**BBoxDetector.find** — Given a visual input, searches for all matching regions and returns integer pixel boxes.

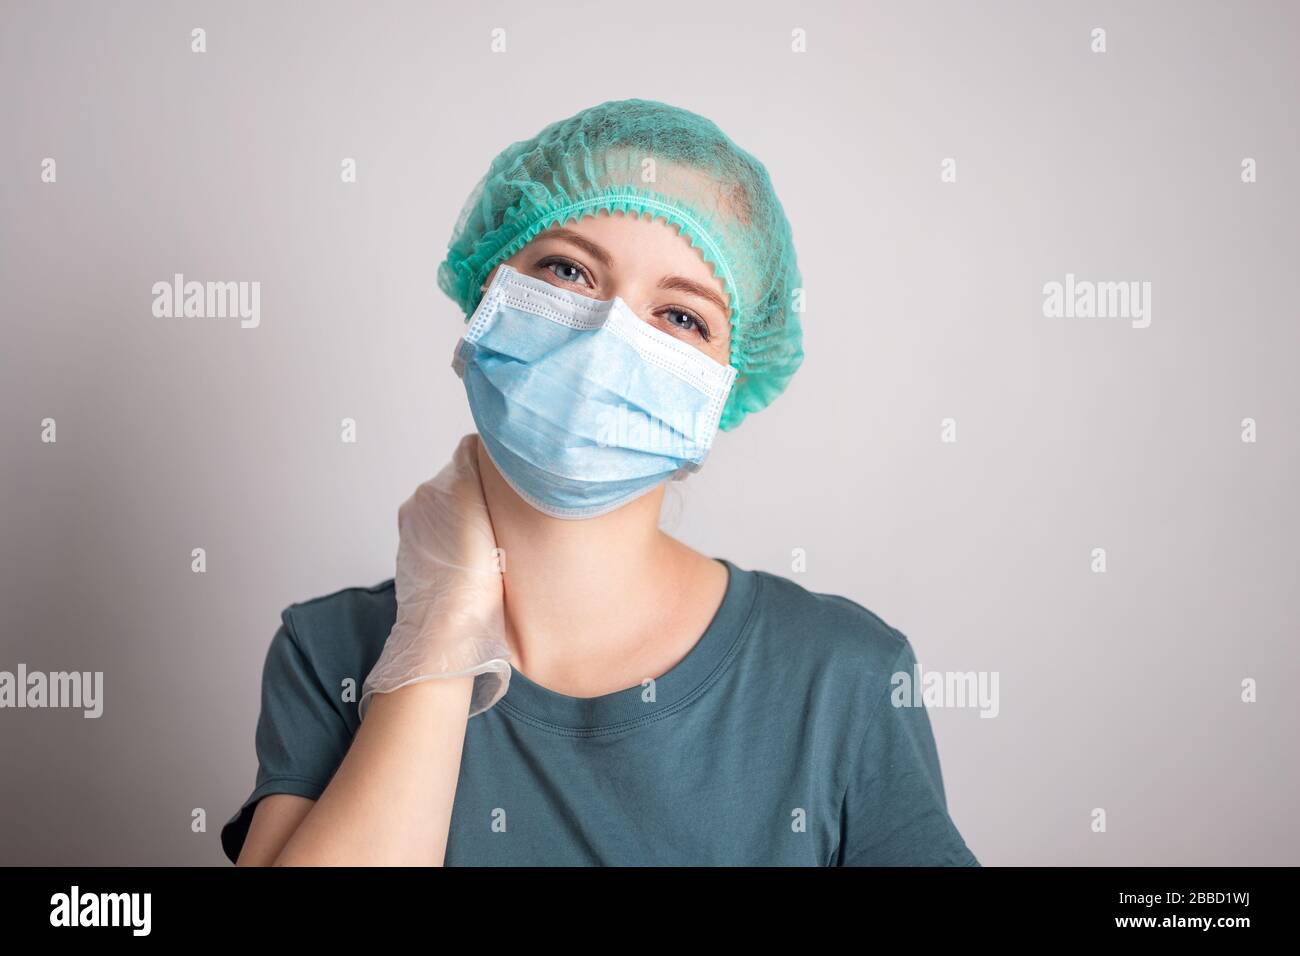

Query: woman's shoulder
[272,578,397,677]
[283,577,396,621]
[737,562,914,672]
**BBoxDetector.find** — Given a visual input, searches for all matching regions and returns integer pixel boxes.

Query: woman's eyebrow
[540,228,727,314]
[542,229,614,269]
[658,274,728,314]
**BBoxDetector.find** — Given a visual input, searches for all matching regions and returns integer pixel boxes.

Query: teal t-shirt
[221,559,979,866]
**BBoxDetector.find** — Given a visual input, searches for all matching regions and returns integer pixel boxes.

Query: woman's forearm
[271,676,474,866]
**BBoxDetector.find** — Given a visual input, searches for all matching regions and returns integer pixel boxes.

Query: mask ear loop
[659,479,687,533]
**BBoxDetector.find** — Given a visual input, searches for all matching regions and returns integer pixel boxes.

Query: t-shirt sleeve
[837,638,980,867]
[220,611,354,863]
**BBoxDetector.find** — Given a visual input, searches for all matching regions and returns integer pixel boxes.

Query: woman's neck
[474,438,726,698]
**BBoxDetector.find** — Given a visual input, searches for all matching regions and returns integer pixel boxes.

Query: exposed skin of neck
[475,437,729,700]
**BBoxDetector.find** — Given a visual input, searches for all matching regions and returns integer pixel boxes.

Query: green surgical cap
[437,98,804,431]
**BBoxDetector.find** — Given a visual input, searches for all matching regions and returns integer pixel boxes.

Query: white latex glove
[359,433,512,721]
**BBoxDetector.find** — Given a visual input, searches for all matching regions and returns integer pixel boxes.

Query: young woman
[221,99,979,867]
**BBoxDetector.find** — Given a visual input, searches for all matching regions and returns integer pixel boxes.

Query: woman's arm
[235,435,507,866]
[237,675,473,866]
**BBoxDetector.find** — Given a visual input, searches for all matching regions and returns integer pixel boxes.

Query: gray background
[1,0,1296,865]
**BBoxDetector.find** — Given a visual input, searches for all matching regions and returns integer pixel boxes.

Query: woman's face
[488,210,733,366]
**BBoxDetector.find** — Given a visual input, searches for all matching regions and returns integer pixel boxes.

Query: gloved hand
[359,433,513,721]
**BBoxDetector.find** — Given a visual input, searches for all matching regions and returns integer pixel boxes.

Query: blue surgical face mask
[451,264,738,520]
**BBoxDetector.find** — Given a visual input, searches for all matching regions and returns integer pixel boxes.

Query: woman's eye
[658,308,710,341]
[541,258,592,287]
